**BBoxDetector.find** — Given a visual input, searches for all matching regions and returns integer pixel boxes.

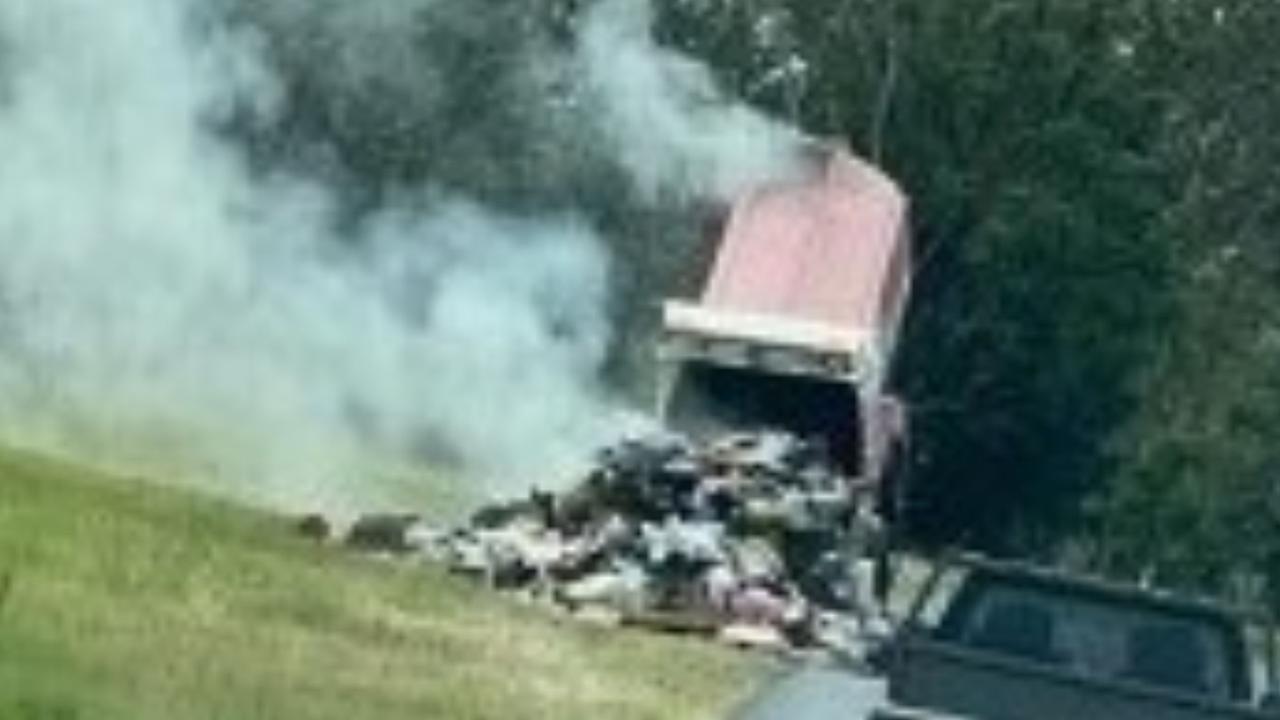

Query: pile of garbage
[323,431,891,657]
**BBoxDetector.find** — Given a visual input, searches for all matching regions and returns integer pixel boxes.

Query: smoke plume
[0,0,801,512]
[577,0,805,201]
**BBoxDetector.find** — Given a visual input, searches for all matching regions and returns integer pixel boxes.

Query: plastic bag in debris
[642,517,726,567]
[730,537,785,582]
[560,561,648,614]
[719,622,788,650]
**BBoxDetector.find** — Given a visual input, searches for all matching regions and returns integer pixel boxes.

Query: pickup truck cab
[874,555,1280,720]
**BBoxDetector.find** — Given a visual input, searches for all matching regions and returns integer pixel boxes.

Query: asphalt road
[733,662,885,720]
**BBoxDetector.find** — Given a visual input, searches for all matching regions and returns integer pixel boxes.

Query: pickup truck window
[934,578,1244,702]
[1124,621,1209,694]
[967,599,1062,666]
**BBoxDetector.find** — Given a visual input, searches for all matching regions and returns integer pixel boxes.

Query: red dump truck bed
[705,150,910,339]
[663,149,912,387]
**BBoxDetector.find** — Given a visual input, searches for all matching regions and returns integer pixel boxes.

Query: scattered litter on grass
[307,430,892,661]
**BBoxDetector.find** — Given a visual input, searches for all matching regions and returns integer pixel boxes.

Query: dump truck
[657,147,911,504]
[871,554,1280,720]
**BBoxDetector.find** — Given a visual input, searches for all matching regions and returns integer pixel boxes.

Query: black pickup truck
[872,555,1280,720]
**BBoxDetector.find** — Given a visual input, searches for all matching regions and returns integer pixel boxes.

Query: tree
[1090,0,1280,605]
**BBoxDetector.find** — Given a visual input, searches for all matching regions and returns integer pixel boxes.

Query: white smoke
[577,0,806,201]
[0,0,802,512]
[0,0,613,510]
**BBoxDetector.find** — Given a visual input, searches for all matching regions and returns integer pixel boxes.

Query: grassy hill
[0,449,760,720]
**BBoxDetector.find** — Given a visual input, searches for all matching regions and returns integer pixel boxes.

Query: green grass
[0,449,761,720]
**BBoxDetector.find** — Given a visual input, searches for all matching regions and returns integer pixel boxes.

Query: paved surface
[734,662,885,720]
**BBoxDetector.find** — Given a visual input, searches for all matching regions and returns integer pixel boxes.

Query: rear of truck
[873,556,1278,720]
[657,149,911,487]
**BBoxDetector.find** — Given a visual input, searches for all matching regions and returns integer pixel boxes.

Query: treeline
[657,0,1280,605]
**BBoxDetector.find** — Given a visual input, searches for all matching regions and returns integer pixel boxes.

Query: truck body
[657,148,911,489]
[873,555,1280,720]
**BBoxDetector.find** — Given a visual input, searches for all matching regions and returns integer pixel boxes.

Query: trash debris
[336,430,891,657]
[295,513,331,543]
[345,513,422,554]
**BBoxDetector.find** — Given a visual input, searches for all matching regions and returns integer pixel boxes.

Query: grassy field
[0,448,762,720]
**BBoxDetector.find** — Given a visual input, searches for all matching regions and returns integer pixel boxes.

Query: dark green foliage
[884,1,1176,553]
[1088,0,1280,605]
